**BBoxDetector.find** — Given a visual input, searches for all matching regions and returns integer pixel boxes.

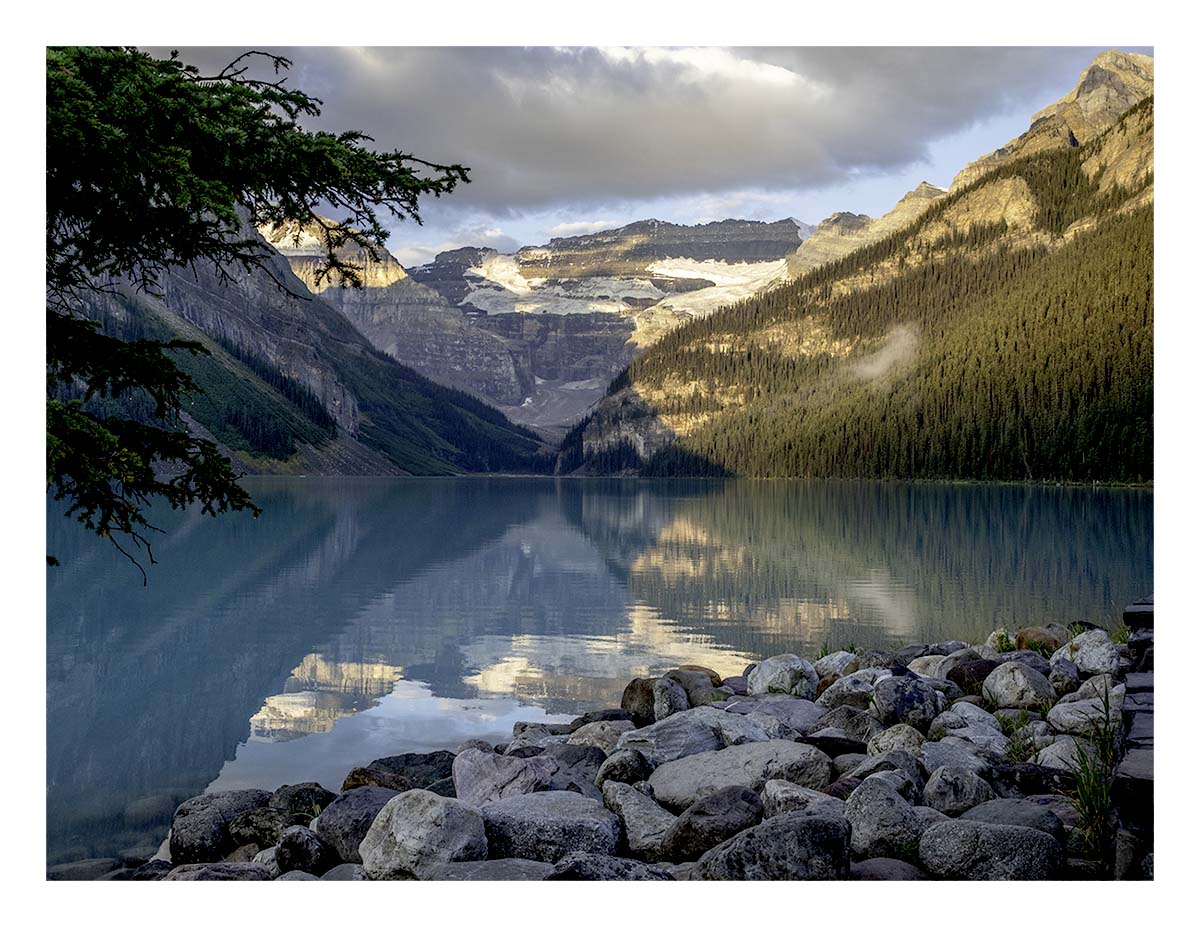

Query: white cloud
[546,219,620,237]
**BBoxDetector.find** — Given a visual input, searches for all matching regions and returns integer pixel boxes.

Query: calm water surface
[46,477,1152,862]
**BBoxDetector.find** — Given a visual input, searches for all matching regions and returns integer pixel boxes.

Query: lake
[46,477,1152,863]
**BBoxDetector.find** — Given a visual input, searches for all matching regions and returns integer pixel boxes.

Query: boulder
[761,779,845,818]
[721,675,749,696]
[451,748,556,806]
[678,665,724,687]
[1034,737,1092,771]
[480,791,619,863]
[310,786,402,863]
[567,709,636,732]
[1046,697,1121,736]
[724,695,825,735]
[341,766,411,792]
[918,820,1063,879]
[321,863,368,880]
[855,649,897,669]
[907,655,946,677]
[648,741,832,812]
[912,805,950,832]
[1048,658,1081,697]
[359,790,488,880]
[961,799,1067,844]
[276,825,339,875]
[168,789,272,865]
[1058,673,1122,704]
[228,806,290,849]
[814,705,884,743]
[849,857,927,880]
[1051,629,1119,677]
[863,769,922,803]
[928,640,971,656]
[832,752,869,777]
[422,858,555,880]
[567,720,635,754]
[748,654,819,699]
[872,676,939,732]
[130,859,174,881]
[270,782,336,821]
[933,648,983,680]
[845,778,922,862]
[615,706,768,766]
[661,786,764,861]
[919,740,995,780]
[690,810,851,880]
[545,852,674,880]
[922,766,996,816]
[896,643,931,662]
[594,748,652,788]
[621,677,659,726]
[815,669,883,711]
[813,651,859,680]
[996,649,1052,677]
[981,662,1056,710]
[845,750,927,796]
[867,724,926,757]
[601,780,677,861]
[352,751,456,791]
[162,862,272,880]
[653,676,691,720]
[252,846,280,878]
[277,870,320,880]
[946,659,1002,695]
[543,743,607,802]
[665,669,717,707]
[1017,625,1070,654]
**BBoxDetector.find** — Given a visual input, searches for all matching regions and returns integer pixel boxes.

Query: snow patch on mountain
[648,258,791,316]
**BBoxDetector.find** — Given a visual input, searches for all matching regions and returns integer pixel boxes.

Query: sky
[164,45,1152,266]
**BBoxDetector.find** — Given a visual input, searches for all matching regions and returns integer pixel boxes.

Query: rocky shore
[51,601,1154,882]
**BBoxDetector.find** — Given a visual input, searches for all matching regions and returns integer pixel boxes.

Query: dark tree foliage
[46,46,469,576]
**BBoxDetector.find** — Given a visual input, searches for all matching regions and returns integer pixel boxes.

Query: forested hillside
[561,98,1153,483]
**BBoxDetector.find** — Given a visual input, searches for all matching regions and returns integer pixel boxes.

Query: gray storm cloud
[157,46,1124,217]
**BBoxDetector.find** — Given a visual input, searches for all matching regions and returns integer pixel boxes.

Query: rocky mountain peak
[259,217,409,292]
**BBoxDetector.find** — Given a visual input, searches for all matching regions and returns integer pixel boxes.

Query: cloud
[161,46,1137,220]
[387,222,520,267]
[546,219,621,237]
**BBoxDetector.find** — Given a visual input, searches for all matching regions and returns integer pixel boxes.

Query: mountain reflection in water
[46,477,1151,863]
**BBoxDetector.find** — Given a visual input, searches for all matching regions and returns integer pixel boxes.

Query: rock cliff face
[951,50,1154,191]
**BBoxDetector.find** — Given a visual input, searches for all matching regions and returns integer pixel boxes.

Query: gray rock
[545,852,674,880]
[912,805,950,833]
[802,729,870,757]
[981,662,1056,710]
[918,820,1063,879]
[665,669,717,708]
[451,748,557,806]
[996,649,1052,677]
[480,791,620,863]
[814,705,885,743]
[621,677,659,727]
[724,695,825,735]
[162,862,272,881]
[228,806,290,849]
[454,739,498,755]
[1050,629,1120,677]
[933,648,983,680]
[928,640,971,656]
[422,858,555,880]
[761,779,845,818]
[602,780,677,861]
[321,863,368,880]
[919,740,995,780]
[1058,673,1123,704]
[845,751,927,797]
[816,669,885,711]
[310,786,402,863]
[691,810,851,880]
[946,659,1002,695]
[677,665,724,687]
[270,782,336,821]
[341,766,412,792]
[1046,697,1121,736]
[962,799,1067,844]
[653,676,691,720]
[922,766,997,816]
[542,743,607,801]
[872,676,940,732]
[130,859,174,881]
[594,748,652,788]
[360,789,488,880]
[1048,657,1081,697]
[276,824,339,875]
[169,789,272,865]
[1034,736,1092,771]
[615,706,767,766]
[863,769,922,803]
[845,778,922,861]
[661,786,763,861]
[849,857,927,880]
[648,741,832,812]
[721,676,748,696]
[867,724,926,757]
[907,655,947,677]
[748,654,819,699]
[568,709,636,732]
[277,870,320,880]
[832,752,869,777]
[356,751,456,790]
[252,846,280,878]
[567,720,635,754]
[813,651,859,680]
